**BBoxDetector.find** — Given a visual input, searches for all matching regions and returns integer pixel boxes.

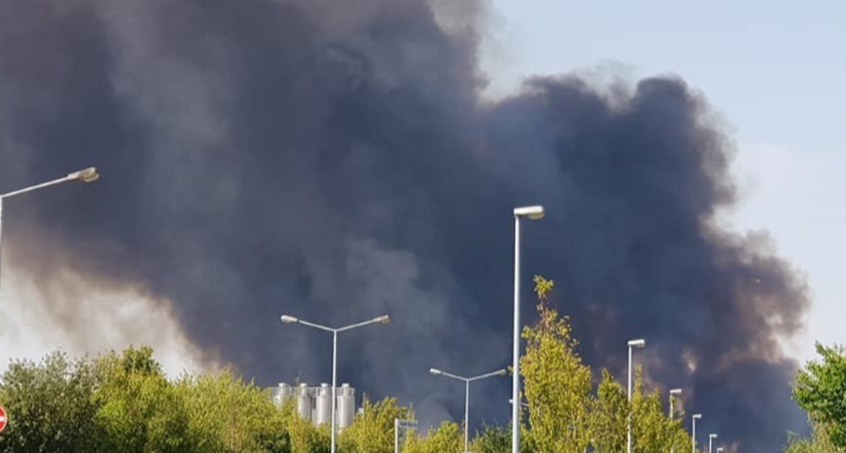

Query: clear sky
[481,0,846,364]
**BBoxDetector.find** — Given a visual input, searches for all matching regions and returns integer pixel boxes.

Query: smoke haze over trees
[0,0,810,451]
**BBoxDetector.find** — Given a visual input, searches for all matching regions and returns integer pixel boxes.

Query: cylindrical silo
[274,383,290,406]
[338,383,355,428]
[297,383,312,421]
[315,383,332,425]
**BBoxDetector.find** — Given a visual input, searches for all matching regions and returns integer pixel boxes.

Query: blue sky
[481,0,846,364]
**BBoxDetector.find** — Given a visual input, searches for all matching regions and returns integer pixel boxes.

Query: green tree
[630,368,673,453]
[521,275,592,453]
[794,343,846,449]
[470,424,510,453]
[92,346,193,453]
[339,396,412,453]
[283,402,329,453]
[176,369,289,453]
[0,352,100,453]
[404,421,462,453]
[783,422,840,453]
[590,369,627,453]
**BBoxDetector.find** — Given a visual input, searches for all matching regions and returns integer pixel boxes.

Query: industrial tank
[297,383,313,421]
[315,383,332,425]
[337,383,356,428]
[273,383,290,406]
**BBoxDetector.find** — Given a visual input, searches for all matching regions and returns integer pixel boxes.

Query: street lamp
[669,389,683,417]
[512,205,544,453]
[717,448,724,453]
[281,314,390,453]
[627,338,646,453]
[0,167,99,293]
[692,414,702,453]
[669,389,683,453]
[430,367,507,453]
[709,434,718,453]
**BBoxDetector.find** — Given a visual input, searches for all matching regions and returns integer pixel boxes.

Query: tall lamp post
[692,414,702,453]
[0,167,99,287]
[430,367,507,452]
[669,389,683,453]
[511,205,544,453]
[669,388,683,417]
[709,434,718,453]
[627,338,646,453]
[281,314,391,453]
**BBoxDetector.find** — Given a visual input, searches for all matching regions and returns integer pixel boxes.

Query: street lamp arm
[336,314,390,332]
[294,319,336,333]
[469,369,508,382]
[0,167,99,199]
[1,176,72,199]
[434,370,469,382]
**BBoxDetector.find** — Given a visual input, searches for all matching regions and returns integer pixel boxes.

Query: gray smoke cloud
[0,0,809,450]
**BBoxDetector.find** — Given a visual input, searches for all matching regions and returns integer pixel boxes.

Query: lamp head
[628,339,646,348]
[717,448,724,453]
[280,315,299,324]
[710,434,718,439]
[374,315,391,324]
[429,368,442,375]
[693,414,703,420]
[513,205,545,220]
[670,388,683,395]
[68,167,100,183]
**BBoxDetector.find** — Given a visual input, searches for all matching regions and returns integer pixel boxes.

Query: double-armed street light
[430,367,507,452]
[281,314,391,453]
[511,205,544,453]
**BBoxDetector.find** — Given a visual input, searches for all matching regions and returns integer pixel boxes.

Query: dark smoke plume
[0,0,809,450]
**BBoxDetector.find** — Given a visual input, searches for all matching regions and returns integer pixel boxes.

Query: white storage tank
[337,383,356,428]
[274,383,290,406]
[315,383,332,425]
[297,383,313,420]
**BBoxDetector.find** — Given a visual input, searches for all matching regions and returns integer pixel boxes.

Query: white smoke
[0,265,211,378]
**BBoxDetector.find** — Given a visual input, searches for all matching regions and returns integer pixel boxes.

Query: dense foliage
[785,343,846,452]
[16,276,834,452]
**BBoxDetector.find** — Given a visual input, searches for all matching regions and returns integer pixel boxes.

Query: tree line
[0,276,842,452]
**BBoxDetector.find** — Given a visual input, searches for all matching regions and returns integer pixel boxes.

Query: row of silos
[273,382,356,428]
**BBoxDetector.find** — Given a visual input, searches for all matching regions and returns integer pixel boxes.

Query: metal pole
[669,395,674,418]
[709,436,713,453]
[669,396,674,453]
[464,380,470,452]
[692,417,697,453]
[395,418,399,453]
[627,344,633,453]
[0,197,5,292]
[511,215,521,453]
[331,330,338,453]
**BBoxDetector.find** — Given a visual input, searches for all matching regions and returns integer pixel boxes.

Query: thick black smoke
[0,0,809,451]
